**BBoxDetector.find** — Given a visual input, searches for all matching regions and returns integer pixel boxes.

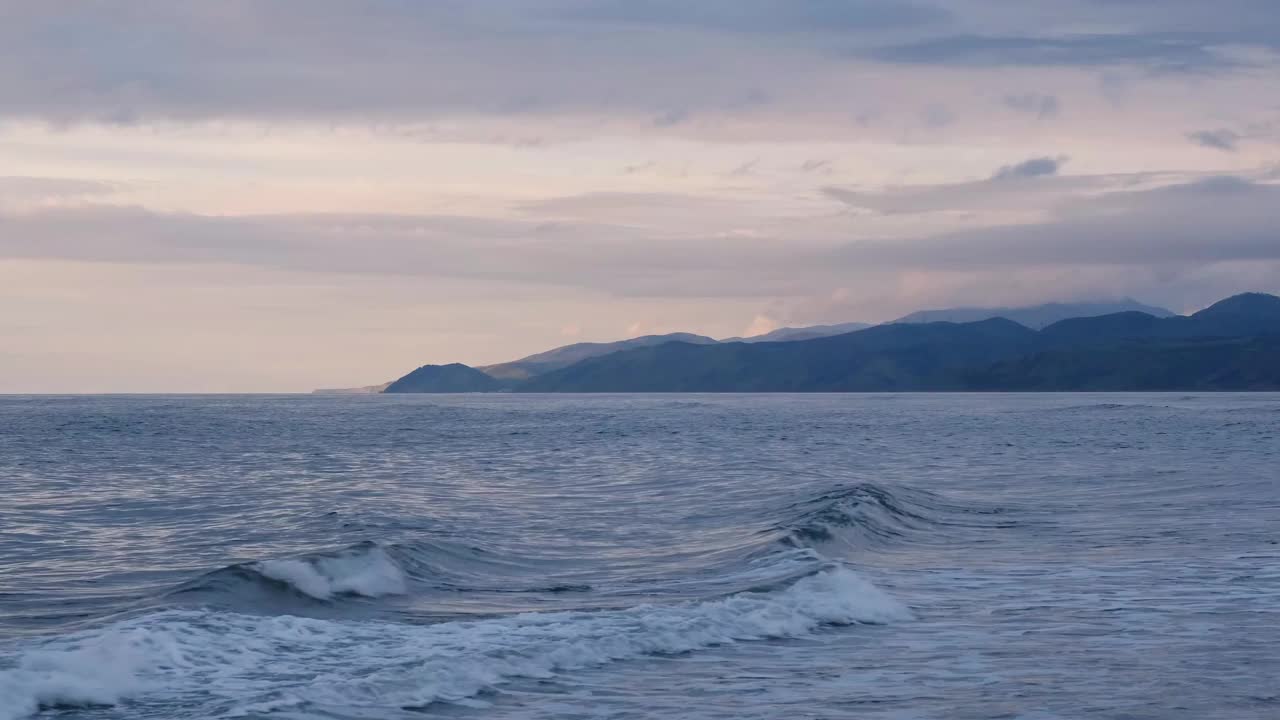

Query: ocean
[1,394,1277,719]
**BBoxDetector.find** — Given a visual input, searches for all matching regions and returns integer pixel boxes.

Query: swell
[0,481,1006,719]
[161,482,1002,613]
[0,567,909,720]
[167,538,593,610]
[767,482,1013,553]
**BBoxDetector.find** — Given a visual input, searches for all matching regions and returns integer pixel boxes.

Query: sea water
[1,394,1277,719]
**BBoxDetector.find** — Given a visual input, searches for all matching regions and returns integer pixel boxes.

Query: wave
[254,546,407,600]
[0,482,1011,718]
[774,483,937,548]
[163,482,994,616]
[0,567,909,720]
[769,482,1006,555]
[1044,402,1175,413]
[170,538,587,610]
[170,542,408,604]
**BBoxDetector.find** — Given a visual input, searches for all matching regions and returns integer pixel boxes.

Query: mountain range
[320,295,1280,393]
[479,333,719,381]
[892,299,1175,330]
[720,321,872,343]
[517,293,1280,392]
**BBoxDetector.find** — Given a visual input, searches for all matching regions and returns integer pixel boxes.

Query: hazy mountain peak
[725,321,872,343]
[480,332,718,380]
[1193,292,1280,319]
[384,364,504,393]
[312,382,391,395]
[893,299,1175,330]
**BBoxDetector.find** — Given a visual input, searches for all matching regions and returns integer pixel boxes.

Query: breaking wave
[0,568,907,719]
[165,543,409,608]
[0,481,1003,719]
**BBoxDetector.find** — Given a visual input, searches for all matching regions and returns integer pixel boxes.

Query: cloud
[920,103,955,128]
[653,108,691,127]
[622,161,657,175]
[5,176,1276,303]
[0,2,941,132]
[0,204,807,298]
[1187,128,1242,151]
[0,177,122,208]
[992,156,1067,180]
[822,157,1111,215]
[1003,92,1060,119]
[832,177,1280,269]
[743,314,778,337]
[519,192,762,228]
[0,0,1270,176]
[0,2,800,126]
[3,1,1272,133]
[564,0,952,33]
[865,33,1258,71]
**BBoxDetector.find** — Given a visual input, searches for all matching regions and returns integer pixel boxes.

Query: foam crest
[253,544,407,600]
[0,568,908,718]
[0,627,159,720]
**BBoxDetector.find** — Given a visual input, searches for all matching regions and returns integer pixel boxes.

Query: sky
[2,0,1280,392]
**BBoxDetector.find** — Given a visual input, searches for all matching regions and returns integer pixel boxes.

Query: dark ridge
[1039,311,1166,346]
[384,363,507,393]
[893,299,1176,329]
[480,333,719,381]
[966,336,1280,391]
[378,292,1280,393]
[1193,292,1280,319]
[519,318,1039,392]
[1187,292,1280,336]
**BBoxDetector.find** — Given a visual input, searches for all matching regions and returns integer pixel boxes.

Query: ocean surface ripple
[1,394,1278,719]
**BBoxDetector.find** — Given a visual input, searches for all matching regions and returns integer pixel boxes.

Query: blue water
[1,394,1277,719]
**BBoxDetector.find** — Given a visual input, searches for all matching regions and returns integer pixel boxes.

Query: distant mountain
[480,333,718,380]
[339,292,1280,394]
[515,293,1280,392]
[1186,292,1280,335]
[312,382,391,395]
[1036,311,1167,346]
[1040,293,1280,345]
[893,299,1175,330]
[967,336,1280,391]
[724,322,872,343]
[384,364,507,393]
[519,318,1040,392]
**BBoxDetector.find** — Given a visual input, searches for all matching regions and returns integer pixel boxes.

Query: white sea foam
[0,631,154,720]
[254,545,407,599]
[0,568,908,719]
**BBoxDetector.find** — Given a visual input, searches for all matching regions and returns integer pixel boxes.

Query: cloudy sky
[3,0,1279,392]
